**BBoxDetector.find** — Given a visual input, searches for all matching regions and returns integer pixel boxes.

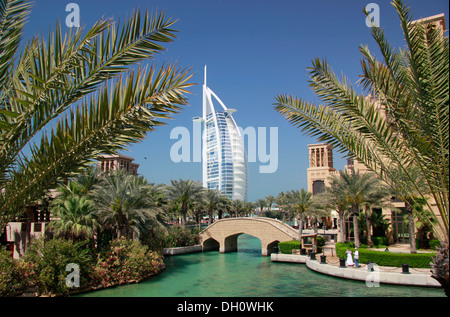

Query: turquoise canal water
[79,234,444,297]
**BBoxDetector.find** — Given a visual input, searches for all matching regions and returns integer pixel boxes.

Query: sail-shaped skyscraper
[194,66,247,201]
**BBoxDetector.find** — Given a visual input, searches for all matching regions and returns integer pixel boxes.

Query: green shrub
[93,237,165,288]
[278,240,301,254]
[23,238,95,296]
[372,236,388,246]
[429,240,441,250]
[163,226,200,248]
[335,242,435,268]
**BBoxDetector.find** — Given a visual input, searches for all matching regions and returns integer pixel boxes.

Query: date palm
[49,194,99,240]
[322,176,350,243]
[285,189,312,240]
[204,189,226,224]
[333,171,380,248]
[274,0,448,243]
[165,179,204,227]
[91,169,165,239]
[0,0,193,230]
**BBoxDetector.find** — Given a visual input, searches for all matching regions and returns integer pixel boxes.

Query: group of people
[345,248,359,267]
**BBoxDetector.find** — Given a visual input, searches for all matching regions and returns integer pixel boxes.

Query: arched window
[312,180,325,195]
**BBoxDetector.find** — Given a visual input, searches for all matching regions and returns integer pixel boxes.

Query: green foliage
[278,240,301,254]
[0,0,193,229]
[372,236,389,246]
[163,226,200,248]
[23,238,95,296]
[335,242,435,268]
[429,240,441,250]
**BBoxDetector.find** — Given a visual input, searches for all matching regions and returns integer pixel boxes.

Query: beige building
[97,154,140,176]
[306,143,339,195]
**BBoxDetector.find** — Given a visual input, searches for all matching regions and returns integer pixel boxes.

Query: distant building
[97,154,140,176]
[194,66,248,201]
[306,143,338,195]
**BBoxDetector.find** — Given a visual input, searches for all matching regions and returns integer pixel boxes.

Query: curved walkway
[271,244,441,288]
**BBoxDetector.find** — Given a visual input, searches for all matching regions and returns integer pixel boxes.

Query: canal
[79,234,444,297]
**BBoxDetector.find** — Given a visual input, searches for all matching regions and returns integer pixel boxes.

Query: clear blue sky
[23,0,449,202]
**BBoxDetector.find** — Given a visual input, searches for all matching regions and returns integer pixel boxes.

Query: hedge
[279,240,301,254]
[335,242,436,268]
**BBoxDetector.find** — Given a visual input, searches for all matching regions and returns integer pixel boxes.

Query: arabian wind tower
[193,66,248,201]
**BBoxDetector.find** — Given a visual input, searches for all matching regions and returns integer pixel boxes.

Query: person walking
[354,247,359,268]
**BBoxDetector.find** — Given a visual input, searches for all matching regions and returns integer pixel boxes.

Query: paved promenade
[271,243,441,288]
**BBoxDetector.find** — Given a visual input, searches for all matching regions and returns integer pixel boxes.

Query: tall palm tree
[388,165,430,253]
[275,191,293,222]
[323,175,350,243]
[274,0,448,243]
[304,193,331,233]
[336,171,380,248]
[285,189,312,240]
[243,201,255,217]
[91,169,163,239]
[204,189,224,224]
[0,0,193,230]
[255,199,267,215]
[265,195,275,211]
[230,199,244,217]
[165,179,204,227]
[362,186,391,247]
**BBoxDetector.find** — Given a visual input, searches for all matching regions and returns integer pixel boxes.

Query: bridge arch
[199,217,298,256]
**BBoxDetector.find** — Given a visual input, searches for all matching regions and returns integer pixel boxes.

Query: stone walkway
[320,243,433,274]
[272,243,440,287]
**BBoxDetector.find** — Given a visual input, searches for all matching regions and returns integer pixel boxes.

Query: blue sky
[23,0,449,202]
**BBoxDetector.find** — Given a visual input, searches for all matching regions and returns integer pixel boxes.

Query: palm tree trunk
[298,218,303,241]
[365,208,373,247]
[407,203,417,254]
[353,205,360,248]
[338,211,346,243]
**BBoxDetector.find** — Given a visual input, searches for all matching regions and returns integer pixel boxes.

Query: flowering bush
[22,238,95,296]
[0,247,32,296]
[93,237,165,288]
[163,226,200,248]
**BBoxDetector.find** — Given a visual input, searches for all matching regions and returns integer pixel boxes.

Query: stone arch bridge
[199,217,298,256]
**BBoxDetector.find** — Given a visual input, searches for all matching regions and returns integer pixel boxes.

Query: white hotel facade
[193,66,247,201]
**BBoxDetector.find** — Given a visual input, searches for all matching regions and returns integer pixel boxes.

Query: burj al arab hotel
[193,66,247,201]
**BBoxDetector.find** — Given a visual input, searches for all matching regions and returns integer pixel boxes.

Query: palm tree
[274,0,448,243]
[49,194,99,240]
[275,191,292,222]
[336,171,380,248]
[361,184,391,247]
[230,199,244,217]
[265,195,275,211]
[243,201,255,217]
[305,194,331,233]
[165,179,204,227]
[204,189,226,224]
[0,0,193,230]
[255,199,267,215]
[388,166,430,253]
[92,169,163,239]
[285,189,312,240]
[323,175,350,243]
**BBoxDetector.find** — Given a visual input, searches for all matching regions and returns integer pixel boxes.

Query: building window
[312,180,325,195]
